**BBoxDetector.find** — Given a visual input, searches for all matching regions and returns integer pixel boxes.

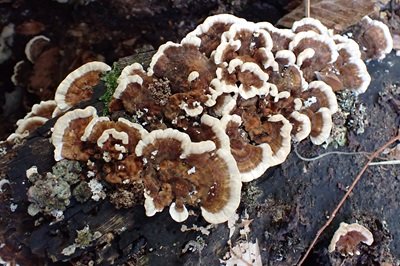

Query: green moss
[100,62,122,115]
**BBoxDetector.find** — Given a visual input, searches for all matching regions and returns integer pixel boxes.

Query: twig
[295,145,400,165]
[294,145,370,161]
[305,0,311,18]
[297,132,400,265]
[369,159,400,166]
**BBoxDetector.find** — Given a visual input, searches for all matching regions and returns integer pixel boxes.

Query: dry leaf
[277,0,377,32]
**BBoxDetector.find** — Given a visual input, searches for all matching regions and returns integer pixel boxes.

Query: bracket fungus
[354,16,394,61]
[24,35,51,63]
[44,14,392,223]
[135,128,241,223]
[328,222,374,256]
[7,100,57,142]
[55,61,111,111]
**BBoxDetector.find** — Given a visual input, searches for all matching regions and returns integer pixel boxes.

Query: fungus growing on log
[328,222,374,256]
[7,100,57,142]
[55,61,111,111]
[41,14,393,223]
[135,128,241,223]
[52,106,98,161]
[24,35,51,63]
[292,17,330,35]
[354,16,393,61]
[52,107,147,184]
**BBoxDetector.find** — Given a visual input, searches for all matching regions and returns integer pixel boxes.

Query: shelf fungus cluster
[7,100,58,142]
[47,14,392,223]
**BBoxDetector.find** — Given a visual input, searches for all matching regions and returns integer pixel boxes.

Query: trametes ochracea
[23,14,392,223]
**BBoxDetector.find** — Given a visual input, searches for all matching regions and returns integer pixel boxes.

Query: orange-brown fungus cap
[135,128,241,223]
[258,22,294,53]
[213,22,274,69]
[110,75,161,117]
[289,31,338,81]
[81,117,146,161]
[182,14,246,56]
[355,16,393,60]
[103,154,143,184]
[55,61,111,111]
[149,42,216,94]
[222,115,267,182]
[52,106,98,161]
[302,107,332,145]
[300,81,338,113]
[291,17,329,35]
[24,35,50,63]
[7,100,57,142]
[329,222,374,256]
[316,36,372,94]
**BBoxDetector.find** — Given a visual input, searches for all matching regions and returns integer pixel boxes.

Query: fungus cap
[309,107,333,145]
[113,75,143,99]
[182,14,247,56]
[328,222,374,255]
[11,60,31,87]
[289,111,312,142]
[117,63,145,83]
[55,61,111,111]
[303,81,338,113]
[221,115,277,182]
[7,116,48,142]
[22,100,57,120]
[200,148,241,224]
[24,35,50,63]
[292,17,330,35]
[169,203,189,223]
[359,16,393,60]
[135,128,241,224]
[257,22,295,52]
[51,106,98,161]
[289,31,338,61]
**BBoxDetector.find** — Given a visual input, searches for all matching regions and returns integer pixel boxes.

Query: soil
[0,1,399,266]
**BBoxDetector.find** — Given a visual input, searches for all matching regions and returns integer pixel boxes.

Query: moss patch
[100,63,123,115]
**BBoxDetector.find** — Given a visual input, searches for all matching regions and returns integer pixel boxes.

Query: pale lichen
[52,160,82,185]
[182,236,206,254]
[27,172,71,217]
[240,182,263,212]
[72,181,92,203]
[325,111,348,148]
[88,179,106,201]
[62,225,102,256]
[26,160,84,217]
[336,90,368,135]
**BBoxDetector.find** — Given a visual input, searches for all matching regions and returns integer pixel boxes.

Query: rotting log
[1,51,400,266]
[0,50,233,265]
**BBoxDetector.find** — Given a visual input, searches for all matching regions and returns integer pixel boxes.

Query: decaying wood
[277,0,377,32]
[0,40,399,266]
[0,52,161,265]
